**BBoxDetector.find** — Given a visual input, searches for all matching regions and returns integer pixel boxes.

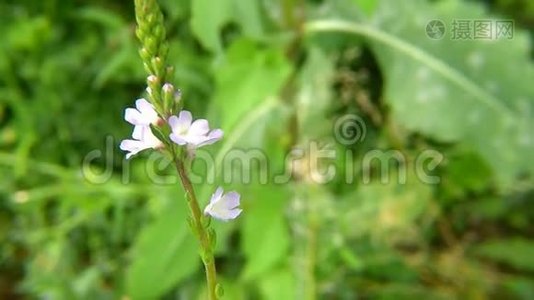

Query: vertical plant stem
[174,158,218,300]
[282,0,296,29]
[305,218,318,300]
[280,0,319,298]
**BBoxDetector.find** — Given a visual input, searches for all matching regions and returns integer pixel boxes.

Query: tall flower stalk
[122,1,242,298]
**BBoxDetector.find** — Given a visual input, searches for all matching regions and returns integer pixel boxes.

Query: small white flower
[124,98,159,126]
[168,110,223,148]
[120,125,162,159]
[204,187,242,221]
[121,99,162,159]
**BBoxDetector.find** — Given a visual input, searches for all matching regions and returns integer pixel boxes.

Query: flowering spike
[134,0,171,112]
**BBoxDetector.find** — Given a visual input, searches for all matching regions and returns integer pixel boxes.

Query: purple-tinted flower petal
[119,139,137,151]
[169,112,193,137]
[183,134,210,147]
[224,208,242,220]
[208,129,224,140]
[169,132,187,145]
[204,188,242,221]
[211,187,224,204]
[177,110,193,128]
[120,125,162,159]
[124,98,158,126]
[120,139,146,159]
[168,110,223,149]
[143,127,162,148]
[196,129,223,147]
[189,119,209,136]
[221,192,240,209]
[135,98,153,114]
[132,125,143,140]
[124,108,143,125]
[168,115,179,129]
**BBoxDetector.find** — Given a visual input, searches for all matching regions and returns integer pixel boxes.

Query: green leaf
[126,192,199,299]
[75,6,126,30]
[190,0,264,52]
[475,238,534,272]
[213,39,292,131]
[306,0,534,188]
[353,0,379,17]
[441,150,493,199]
[233,0,263,38]
[258,268,295,300]
[197,96,282,203]
[296,46,335,138]
[190,0,232,52]
[242,185,290,279]
[341,168,433,242]
[502,276,534,300]
[213,277,247,300]
[367,0,534,187]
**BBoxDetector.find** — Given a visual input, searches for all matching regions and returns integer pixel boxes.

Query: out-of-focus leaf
[190,0,264,52]
[126,192,198,299]
[502,276,534,300]
[242,185,290,279]
[94,45,138,88]
[353,0,379,17]
[75,7,126,30]
[368,283,450,300]
[367,0,534,187]
[339,246,364,271]
[342,168,433,243]
[475,238,534,272]
[160,0,190,22]
[258,268,295,300]
[72,267,100,298]
[441,150,493,199]
[5,16,51,51]
[296,46,335,138]
[214,277,247,300]
[233,0,263,38]
[191,0,232,52]
[213,39,292,131]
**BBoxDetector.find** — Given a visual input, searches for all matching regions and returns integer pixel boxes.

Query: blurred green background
[1,0,533,299]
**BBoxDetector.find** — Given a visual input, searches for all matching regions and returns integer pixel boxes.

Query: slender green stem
[133,0,218,297]
[305,218,318,300]
[174,158,218,300]
[282,0,296,29]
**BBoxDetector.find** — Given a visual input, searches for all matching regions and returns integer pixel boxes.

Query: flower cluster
[119,98,223,158]
[119,92,241,221]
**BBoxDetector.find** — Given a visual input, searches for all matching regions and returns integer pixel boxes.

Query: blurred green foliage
[1,0,533,299]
